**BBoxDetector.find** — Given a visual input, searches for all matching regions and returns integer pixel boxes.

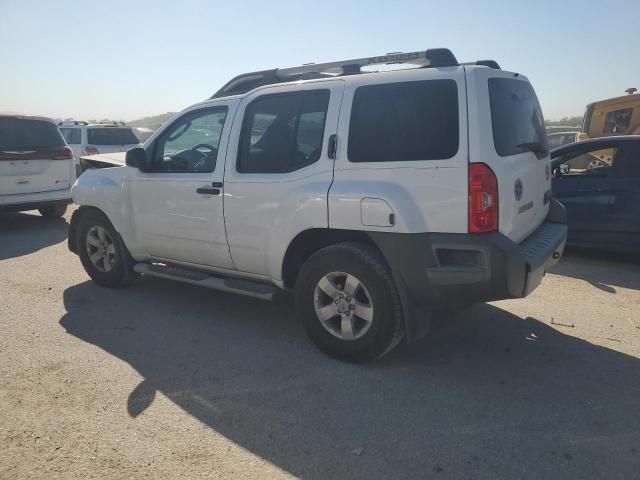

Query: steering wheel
[189,144,217,169]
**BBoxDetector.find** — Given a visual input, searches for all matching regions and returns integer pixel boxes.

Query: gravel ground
[1,207,639,479]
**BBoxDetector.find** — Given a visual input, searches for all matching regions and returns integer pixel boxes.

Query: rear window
[60,127,81,144]
[0,117,65,151]
[87,128,139,145]
[348,80,459,162]
[489,78,548,157]
[603,108,632,134]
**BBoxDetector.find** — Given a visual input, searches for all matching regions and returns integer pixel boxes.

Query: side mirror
[125,147,148,171]
[559,163,570,175]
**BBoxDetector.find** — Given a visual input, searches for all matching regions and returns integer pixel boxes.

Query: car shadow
[59,278,640,479]
[0,211,69,260]
[548,247,640,293]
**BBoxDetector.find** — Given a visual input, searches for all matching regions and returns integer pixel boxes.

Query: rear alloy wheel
[295,242,404,363]
[314,272,374,341]
[38,205,67,217]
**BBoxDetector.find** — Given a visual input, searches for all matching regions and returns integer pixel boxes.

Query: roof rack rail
[96,120,127,126]
[57,120,88,126]
[212,48,459,98]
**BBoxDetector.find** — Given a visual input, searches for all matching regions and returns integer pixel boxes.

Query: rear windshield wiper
[516,142,547,156]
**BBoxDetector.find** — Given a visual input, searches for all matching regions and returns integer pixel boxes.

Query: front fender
[71,168,132,241]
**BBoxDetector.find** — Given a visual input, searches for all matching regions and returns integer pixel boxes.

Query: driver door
[128,102,237,269]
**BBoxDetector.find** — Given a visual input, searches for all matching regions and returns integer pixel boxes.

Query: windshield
[489,78,548,158]
[87,127,139,145]
[0,117,65,151]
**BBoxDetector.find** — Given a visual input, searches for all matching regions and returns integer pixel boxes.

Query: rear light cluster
[84,145,99,155]
[52,146,74,160]
[468,163,498,233]
[0,146,73,161]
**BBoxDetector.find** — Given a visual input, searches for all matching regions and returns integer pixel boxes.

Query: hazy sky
[1,0,638,121]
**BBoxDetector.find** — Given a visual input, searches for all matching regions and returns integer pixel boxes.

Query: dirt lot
[1,207,639,479]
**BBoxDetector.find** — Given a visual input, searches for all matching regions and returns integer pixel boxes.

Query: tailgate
[0,151,73,196]
[466,68,551,243]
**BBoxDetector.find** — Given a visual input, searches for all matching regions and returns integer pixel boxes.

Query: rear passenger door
[223,81,344,279]
[594,143,640,249]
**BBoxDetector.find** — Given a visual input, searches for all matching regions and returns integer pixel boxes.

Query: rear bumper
[0,198,71,213]
[369,198,567,340]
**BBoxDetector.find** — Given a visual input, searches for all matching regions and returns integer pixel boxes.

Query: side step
[133,263,278,301]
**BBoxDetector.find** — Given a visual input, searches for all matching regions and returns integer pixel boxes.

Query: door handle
[196,182,222,195]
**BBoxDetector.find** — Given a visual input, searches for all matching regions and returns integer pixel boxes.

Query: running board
[133,263,277,301]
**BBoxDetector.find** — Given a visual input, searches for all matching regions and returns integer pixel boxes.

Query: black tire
[38,205,67,217]
[76,209,139,288]
[295,242,404,363]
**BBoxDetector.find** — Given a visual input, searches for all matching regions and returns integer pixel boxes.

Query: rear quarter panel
[329,67,469,234]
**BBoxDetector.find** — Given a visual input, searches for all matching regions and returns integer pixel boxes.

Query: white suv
[68,49,567,362]
[1,115,74,217]
[58,121,140,175]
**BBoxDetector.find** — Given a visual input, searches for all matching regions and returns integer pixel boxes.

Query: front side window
[151,108,228,173]
[603,108,632,134]
[238,90,330,173]
[60,128,81,144]
[87,128,140,145]
[348,80,459,163]
[558,146,617,176]
[489,78,548,158]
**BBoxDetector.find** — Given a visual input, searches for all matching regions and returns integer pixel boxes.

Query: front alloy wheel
[86,225,117,273]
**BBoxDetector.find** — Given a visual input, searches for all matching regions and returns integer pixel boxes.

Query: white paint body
[72,65,550,287]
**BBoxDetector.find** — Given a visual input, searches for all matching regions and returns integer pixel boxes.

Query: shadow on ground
[549,247,640,293]
[0,212,68,260]
[60,278,640,479]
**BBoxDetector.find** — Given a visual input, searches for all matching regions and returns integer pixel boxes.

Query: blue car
[551,135,640,253]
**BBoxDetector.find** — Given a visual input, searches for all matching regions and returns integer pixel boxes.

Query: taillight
[52,146,74,160]
[468,163,498,233]
[84,145,99,155]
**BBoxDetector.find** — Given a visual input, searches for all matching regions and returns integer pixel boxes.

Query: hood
[80,151,127,167]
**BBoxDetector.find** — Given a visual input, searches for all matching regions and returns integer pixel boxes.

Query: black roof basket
[212,48,459,98]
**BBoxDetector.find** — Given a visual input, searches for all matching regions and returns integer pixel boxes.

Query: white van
[58,121,140,175]
[0,115,74,217]
[68,48,567,362]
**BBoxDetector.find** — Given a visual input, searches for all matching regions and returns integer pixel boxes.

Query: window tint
[603,108,632,134]
[87,128,140,145]
[348,80,458,163]
[489,78,548,158]
[60,128,81,144]
[0,118,64,150]
[151,108,228,173]
[238,90,330,173]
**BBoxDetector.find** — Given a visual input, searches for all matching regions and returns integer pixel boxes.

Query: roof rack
[95,120,127,126]
[212,48,460,98]
[57,120,88,126]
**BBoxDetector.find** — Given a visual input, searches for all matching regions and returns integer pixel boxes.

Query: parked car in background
[0,114,74,217]
[578,88,640,141]
[547,131,578,149]
[58,121,140,175]
[68,48,567,362]
[551,135,640,253]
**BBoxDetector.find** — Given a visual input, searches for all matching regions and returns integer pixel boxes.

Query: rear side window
[60,128,81,144]
[348,80,459,162]
[603,108,632,134]
[0,118,64,150]
[238,90,330,173]
[87,128,140,145]
[489,78,548,157]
